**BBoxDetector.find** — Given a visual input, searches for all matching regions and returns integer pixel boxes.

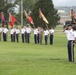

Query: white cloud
[53,0,76,6]
[56,0,67,2]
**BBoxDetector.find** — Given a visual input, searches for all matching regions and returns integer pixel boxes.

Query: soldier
[37,27,40,44]
[63,25,76,62]
[25,27,27,42]
[21,26,25,43]
[49,28,54,45]
[26,24,31,43]
[13,27,16,42]
[34,28,38,44]
[15,27,20,42]
[10,27,15,42]
[44,28,49,45]
[39,27,43,45]
[3,25,8,42]
[0,26,2,41]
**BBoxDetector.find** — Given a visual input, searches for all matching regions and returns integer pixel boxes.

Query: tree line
[0,0,60,28]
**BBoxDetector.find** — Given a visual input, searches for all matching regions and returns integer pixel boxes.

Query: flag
[24,10,28,18]
[9,13,16,27]
[27,16,34,24]
[74,14,76,19]
[39,8,49,24]
[1,12,5,21]
[70,9,75,18]
[24,10,34,24]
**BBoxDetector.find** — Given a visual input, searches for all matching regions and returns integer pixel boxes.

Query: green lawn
[0,31,76,75]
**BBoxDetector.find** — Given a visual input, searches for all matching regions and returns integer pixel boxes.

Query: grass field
[0,25,76,75]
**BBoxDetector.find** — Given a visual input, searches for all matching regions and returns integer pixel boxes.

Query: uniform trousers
[13,33,16,42]
[37,34,39,44]
[3,33,7,41]
[0,33,1,41]
[26,33,30,43]
[11,34,14,42]
[50,35,54,45]
[34,34,37,44]
[45,35,48,45]
[67,40,74,62]
[25,32,27,42]
[22,34,24,43]
[39,34,42,44]
[16,34,19,42]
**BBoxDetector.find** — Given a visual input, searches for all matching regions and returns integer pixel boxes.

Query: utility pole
[21,0,23,26]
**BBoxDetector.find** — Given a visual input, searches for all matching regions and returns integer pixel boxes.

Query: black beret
[67,24,72,27]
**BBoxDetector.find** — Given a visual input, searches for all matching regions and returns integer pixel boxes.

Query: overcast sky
[53,0,76,6]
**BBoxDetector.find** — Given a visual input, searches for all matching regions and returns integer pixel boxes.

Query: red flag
[9,13,16,27]
[27,15,34,24]
[24,10,34,24]
[1,12,5,21]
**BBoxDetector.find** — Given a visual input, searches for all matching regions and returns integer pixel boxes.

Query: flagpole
[21,0,23,26]
[45,23,48,29]
[16,20,21,25]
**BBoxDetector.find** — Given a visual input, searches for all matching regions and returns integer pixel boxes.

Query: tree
[0,0,18,27]
[31,0,60,28]
[15,0,38,25]
[0,0,16,21]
